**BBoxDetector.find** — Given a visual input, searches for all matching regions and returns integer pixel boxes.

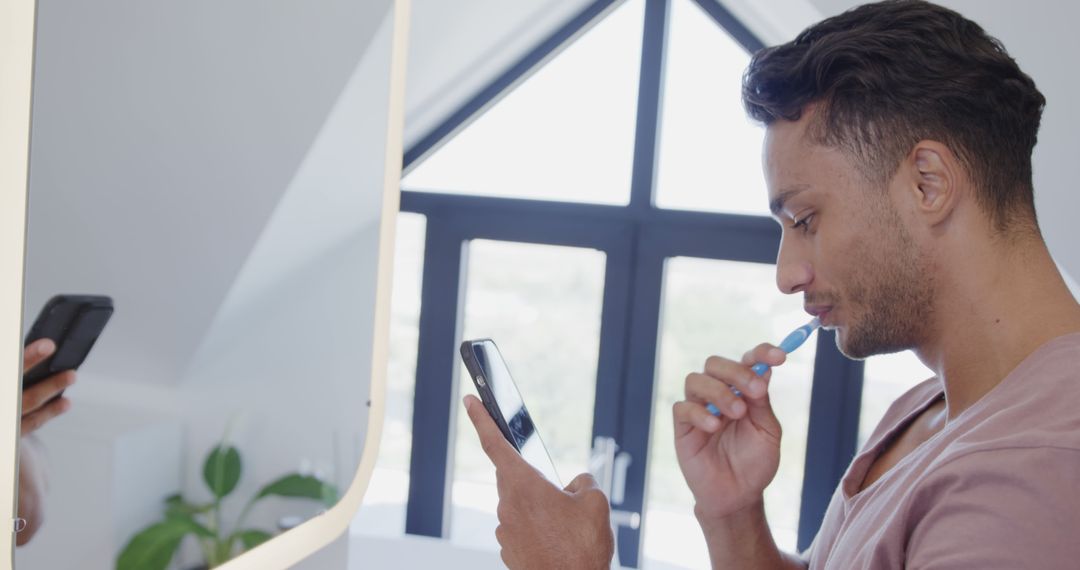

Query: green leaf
[321,483,339,506]
[203,445,242,500]
[236,529,273,550]
[116,518,203,570]
[166,512,215,538]
[255,474,339,507]
[215,539,233,565]
[164,494,213,517]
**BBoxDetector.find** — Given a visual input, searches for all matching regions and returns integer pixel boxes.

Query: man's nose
[775,241,813,294]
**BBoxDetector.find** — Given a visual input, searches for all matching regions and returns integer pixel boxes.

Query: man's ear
[907,141,960,226]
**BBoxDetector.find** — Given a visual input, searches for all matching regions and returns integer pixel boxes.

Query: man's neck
[915,236,1080,420]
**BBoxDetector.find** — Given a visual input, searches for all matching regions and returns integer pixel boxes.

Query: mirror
[12,0,408,567]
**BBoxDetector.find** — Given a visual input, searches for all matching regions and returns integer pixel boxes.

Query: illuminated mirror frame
[0,0,410,566]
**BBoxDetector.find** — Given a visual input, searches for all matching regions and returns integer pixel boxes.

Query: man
[18,339,76,545]
[464,0,1080,567]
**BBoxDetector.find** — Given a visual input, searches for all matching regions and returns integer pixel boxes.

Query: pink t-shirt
[806,332,1080,569]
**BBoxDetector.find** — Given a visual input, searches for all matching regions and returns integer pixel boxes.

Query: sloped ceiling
[24,0,392,386]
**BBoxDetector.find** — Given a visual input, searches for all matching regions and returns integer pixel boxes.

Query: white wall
[25,0,382,387]
[19,0,397,567]
[179,11,400,532]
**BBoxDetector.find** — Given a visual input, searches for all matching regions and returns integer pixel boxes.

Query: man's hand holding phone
[464,395,614,570]
[16,294,109,546]
[18,338,78,546]
[21,338,75,435]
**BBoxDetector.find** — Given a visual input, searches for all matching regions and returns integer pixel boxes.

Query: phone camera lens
[475,375,486,387]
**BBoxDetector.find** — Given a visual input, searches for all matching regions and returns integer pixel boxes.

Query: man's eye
[792,214,814,233]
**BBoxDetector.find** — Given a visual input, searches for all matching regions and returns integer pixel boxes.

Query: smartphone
[460,339,561,486]
[23,294,114,389]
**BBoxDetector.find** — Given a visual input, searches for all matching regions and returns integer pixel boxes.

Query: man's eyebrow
[769,185,810,217]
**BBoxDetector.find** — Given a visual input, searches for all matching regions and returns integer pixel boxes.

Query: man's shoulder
[865,334,1080,467]
[959,332,1080,447]
[1015,330,1080,380]
[904,443,1080,568]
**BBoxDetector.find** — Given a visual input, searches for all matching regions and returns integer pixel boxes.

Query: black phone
[23,294,114,389]
[460,339,561,485]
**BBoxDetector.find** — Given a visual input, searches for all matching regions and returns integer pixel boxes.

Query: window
[401,0,644,205]
[654,0,771,216]
[393,1,865,567]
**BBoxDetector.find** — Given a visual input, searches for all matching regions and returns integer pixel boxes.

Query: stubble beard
[837,207,935,360]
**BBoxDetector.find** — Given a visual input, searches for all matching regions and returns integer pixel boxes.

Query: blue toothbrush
[706,318,821,417]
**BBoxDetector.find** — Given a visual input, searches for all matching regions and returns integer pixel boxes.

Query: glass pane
[859,351,933,448]
[450,240,606,550]
[654,0,771,216]
[401,0,644,205]
[645,258,814,568]
[351,212,426,537]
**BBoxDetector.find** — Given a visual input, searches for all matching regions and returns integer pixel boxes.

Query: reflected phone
[460,339,561,486]
[23,294,113,389]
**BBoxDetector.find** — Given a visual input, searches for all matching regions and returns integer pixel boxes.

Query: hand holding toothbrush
[708,318,820,416]
[672,319,820,522]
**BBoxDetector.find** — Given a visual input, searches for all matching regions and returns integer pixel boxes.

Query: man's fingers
[673,400,722,435]
[741,343,786,369]
[565,473,610,515]
[463,395,519,467]
[22,339,55,374]
[22,370,75,415]
[564,472,601,494]
[703,355,768,399]
[685,372,747,419]
[21,397,70,435]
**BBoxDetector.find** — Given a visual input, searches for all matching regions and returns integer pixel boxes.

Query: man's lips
[804,305,833,324]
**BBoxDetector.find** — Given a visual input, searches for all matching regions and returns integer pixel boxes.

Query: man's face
[762,116,933,359]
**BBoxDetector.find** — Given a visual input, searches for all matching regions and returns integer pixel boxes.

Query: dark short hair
[742,0,1045,231]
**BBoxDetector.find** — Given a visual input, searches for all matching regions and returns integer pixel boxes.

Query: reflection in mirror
[15,0,401,567]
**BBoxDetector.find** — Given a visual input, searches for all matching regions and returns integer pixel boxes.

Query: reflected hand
[18,339,74,546]
[22,339,75,435]
[673,344,786,520]
[463,395,613,569]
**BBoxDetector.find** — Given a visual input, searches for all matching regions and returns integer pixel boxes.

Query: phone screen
[464,340,561,486]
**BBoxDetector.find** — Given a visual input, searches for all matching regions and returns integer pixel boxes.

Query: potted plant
[117,441,339,570]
